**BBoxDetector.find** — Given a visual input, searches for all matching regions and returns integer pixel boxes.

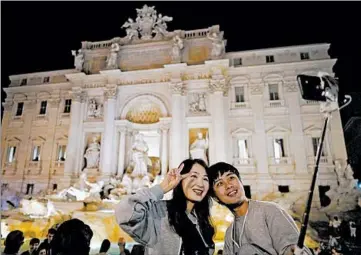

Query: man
[208,162,311,255]
[3,230,24,255]
[21,238,40,255]
[50,219,93,255]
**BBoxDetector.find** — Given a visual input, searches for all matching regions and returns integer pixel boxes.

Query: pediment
[231,127,253,136]
[266,126,290,134]
[230,76,250,85]
[303,125,322,134]
[31,136,46,142]
[6,136,21,143]
[56,135,68,142]
[262,73,284,83]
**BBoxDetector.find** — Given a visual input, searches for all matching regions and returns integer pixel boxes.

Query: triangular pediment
[31,136,46,142]
[231,127,253,136]
[6,136,21,142]
[303,125,322,134]
[266,126,290,134]
[56,135,68,142]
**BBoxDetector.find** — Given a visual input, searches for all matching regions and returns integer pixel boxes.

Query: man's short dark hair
[208,162,241,192]
[30,237,40,245]
[48,228,57,235]
[51,219,93,255]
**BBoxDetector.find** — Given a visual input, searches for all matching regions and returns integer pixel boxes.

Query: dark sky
[1,1,361,120]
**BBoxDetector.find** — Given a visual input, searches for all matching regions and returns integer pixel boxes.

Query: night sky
[1,1,361,119]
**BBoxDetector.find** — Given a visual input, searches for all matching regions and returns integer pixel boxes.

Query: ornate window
[267,126,292,165]
[231,127,253,165]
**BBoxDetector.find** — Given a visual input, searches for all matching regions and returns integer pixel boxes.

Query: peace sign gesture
[160,164,190,193]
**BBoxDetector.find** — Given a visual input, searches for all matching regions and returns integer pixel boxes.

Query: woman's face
[181,163,209,202]
[38,249,47,255]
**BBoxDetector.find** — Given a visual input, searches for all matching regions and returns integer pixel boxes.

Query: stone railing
[264,100,285,108]
[304,100,320,105]
[268,157,292,165]
[231,101,249,109]
[233,157,255,166]
[82,40,113,50]
[184,28,210,39]
[53,161,65,168]
[307,156,332,165]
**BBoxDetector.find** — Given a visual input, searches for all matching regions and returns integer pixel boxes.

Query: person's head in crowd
[99,239,111,254]
[47,228,56,243]
[51,219,93,255]
[4,230,24,254]
[36,242,50,255]
[29,238,40,254]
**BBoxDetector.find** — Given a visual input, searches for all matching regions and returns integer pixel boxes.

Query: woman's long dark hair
[166,158,215,244]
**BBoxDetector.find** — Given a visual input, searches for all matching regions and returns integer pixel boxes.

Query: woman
[115,158,215,255]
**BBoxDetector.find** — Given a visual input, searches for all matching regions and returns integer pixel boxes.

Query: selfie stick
[294,73,352,255]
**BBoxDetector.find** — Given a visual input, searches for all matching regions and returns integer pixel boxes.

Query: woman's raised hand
[159,164,190,193]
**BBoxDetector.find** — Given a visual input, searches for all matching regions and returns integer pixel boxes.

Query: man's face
[213,171,246,205]
[30,242,39,252]
[47,233,54,242]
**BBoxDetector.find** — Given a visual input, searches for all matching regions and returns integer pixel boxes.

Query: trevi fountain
[1,4,361,254]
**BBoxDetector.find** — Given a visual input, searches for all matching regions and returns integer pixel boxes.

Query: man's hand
[285,245,312,255]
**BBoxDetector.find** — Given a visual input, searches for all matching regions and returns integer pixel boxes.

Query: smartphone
[297,74,327,102]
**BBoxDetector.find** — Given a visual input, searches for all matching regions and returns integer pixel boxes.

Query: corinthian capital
[169,78,185,95]
[104,84,117,100]
[70,87,85,102]
[209,74,230,96]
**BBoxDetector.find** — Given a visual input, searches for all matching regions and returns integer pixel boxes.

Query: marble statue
[84,136,101,169]
[79,172,87,191]
[135,5,157,40]
[121,18,140,41]
[121,5,173,42]
[189,131,209,165]
[1,187,21,211]
[71,49,84,71]
[87,99,103,118]
[87,99,97,117]
[106,43,120,69]
[153,13,173,38]
[171,35,184,63]
[207,31,225,59]
[322,164,361,213]
[189,93,207,113]
[130,133,149,177]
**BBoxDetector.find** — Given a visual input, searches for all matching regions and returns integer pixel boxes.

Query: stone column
[209,73,229,164]
[160,123,170,176]
[284,78,308,176]
[64,87,84,179]
[101,84,117,178]
[170,79,185,169]
[117,127,127,177]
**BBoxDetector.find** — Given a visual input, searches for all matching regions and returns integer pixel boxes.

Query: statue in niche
[87,99,103,118]
[121,18,140,41]
[130,133,149,177]
[106,42,120,69]
[189,131,209,165]
[171,35,184,63]
[84,136,101,169]
[71,49,84,72]
[207,31,225,59]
